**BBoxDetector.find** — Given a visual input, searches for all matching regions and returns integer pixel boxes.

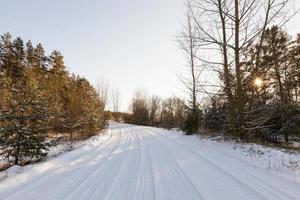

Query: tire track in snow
[63,127,130,200]
[159,128,299,200]
[100,127,142,200]
[147,127,297,200]
[124,127,143,200]
[143,128,204,200]
[16,127,125,200]
[84,127,133,200]
[147,128,266,200]
[146,128,272,199]
[196,139,299,200]
[2,123,300,200]
[1,128,120,200]
[131,127,156,200]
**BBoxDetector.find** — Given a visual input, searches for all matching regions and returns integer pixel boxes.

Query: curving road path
[0,122,300,200]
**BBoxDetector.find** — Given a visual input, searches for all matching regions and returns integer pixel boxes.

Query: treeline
[0,33,106,168]
[118,90,186,129]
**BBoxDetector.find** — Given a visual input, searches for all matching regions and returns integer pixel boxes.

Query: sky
[1,0,300,111]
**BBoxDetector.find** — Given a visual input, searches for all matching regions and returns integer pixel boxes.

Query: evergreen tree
[60,76,106,141]
[0,33,13,115]
[261,26,290,103]
[182,106,202,135]
[0,75,49,165]
[25,40,35,67]
[204,98,227,130]
[33,43,47,74]
[0,33,14,73]
[0,36,49,165]
[288,34,300,102]
[48,50,69,132]
[0,33,106,168]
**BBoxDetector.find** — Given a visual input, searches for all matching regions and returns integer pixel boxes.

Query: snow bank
[165,128,300,182]
[196,135,300,181]
[0,133,107,181]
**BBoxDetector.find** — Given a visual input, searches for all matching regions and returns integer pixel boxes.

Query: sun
[254,77,263,88]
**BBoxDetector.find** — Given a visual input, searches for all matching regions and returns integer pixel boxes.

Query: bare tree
[96,78,109,110]
[185,0,296,138]
[130,89,149,125]
[178,8,205,134]
[178,9,201,111]
[111,89,121,113]
[149,95,161,126]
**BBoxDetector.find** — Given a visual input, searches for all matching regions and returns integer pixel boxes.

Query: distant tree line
[120,90,186,129]
[0,33,106,168]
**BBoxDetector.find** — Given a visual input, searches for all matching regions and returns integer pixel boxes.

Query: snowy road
[1,122,300,200]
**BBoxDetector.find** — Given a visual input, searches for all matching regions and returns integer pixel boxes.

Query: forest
[0,33,106,169]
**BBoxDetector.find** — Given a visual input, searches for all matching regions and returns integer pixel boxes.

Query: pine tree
[262,26,290,103]
[182,106,202,135]
[33,43,47,75]
[60,76,105,141]
[25,40,35,67]
[204,98,227,130]
[0,36,49,165]
[288,34,300,102]
[0,76,50,165]
[48,50,69,132]
[0,33,12,116]
[0,33,14,73]
[1,33,107,168]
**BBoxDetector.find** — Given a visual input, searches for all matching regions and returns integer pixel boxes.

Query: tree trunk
[14,133,21,165]
[234,0,245,138]
[218,0,236,133]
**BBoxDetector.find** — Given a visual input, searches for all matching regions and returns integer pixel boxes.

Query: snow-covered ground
[0,122,300,200]
[196,135,300,180]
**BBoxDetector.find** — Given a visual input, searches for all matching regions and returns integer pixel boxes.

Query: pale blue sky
[1,0,299,111]
[0,0,186,111]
